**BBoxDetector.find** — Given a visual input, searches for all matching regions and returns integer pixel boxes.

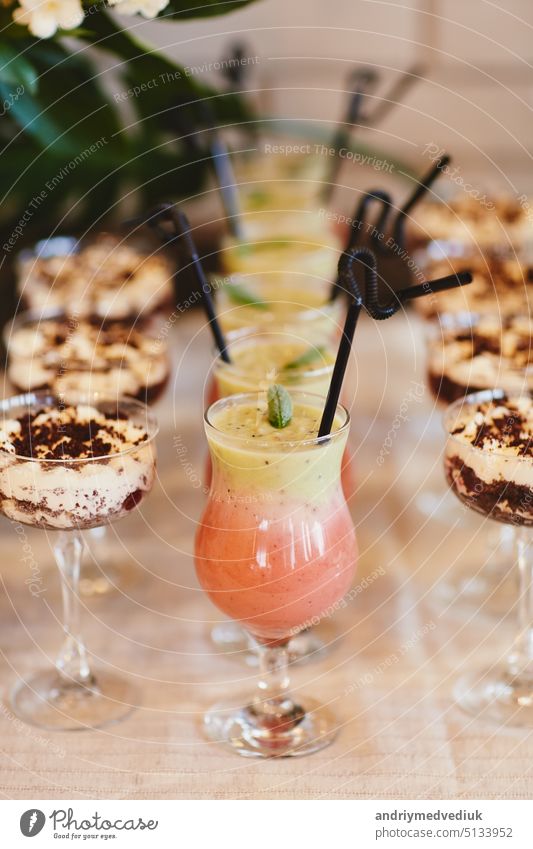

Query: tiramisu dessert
[428,315,533,404]
[6,312,170,404]
[410,195,531,250]
[444,392,533,526]
[17,235,174,322]
[415,255,532,320]
[0,400,157,530]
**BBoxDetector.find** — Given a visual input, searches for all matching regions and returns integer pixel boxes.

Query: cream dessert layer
[7,316,169,402]
[18,237,174,321]
[0,405,156,529]
[428,315,533,404]
[416,256,532,320]
[410,196,531,249]
[445,395,533,525]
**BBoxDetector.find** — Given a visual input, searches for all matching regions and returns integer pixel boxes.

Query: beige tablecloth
[0,311,532,800]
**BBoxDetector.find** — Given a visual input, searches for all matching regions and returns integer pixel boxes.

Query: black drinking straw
[391,154,450,248]
[321,67,378,204]
[318,249,368,437]
[220,43,249,91]
[396,270,472,303]
[198,102,244,240]
[318,250,473,436]
[330,190,392,302]
[149,204,231,363]
[364,64,425,126]
[176,209,231,363]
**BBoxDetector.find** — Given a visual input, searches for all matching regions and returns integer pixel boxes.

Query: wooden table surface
[0,309,531,800]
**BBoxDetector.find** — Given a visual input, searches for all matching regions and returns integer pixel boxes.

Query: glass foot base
[10,669,138,731]
[210,623,331,666]
[455,666,533,728]
[437,565,515,618]
[416,488,472,527]
[204,695,338,758]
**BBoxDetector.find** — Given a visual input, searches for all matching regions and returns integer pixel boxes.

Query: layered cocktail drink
[195,390,357,756]
[215,275,342,342]
[219,231,342,289]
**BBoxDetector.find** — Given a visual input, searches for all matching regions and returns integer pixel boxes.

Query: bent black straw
[330,190,392,302]
[319,253,473,436]
[391,154,450,247]
[397,270,472,303]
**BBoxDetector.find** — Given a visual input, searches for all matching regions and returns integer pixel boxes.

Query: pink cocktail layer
[195,489,357,642]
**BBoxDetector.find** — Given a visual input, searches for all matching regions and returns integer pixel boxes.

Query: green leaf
[0,44,38,94]
[82,11,252,140]
[225,281,267,309]
[161,0,258,20]
[0,39,124,156]
[283,346,326,370]
[267,384,293,429]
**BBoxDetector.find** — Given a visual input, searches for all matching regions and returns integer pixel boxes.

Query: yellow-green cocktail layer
[216,277,342,341]
[207,398,348,502]
[220,234,341,279]
[215,338,334,397]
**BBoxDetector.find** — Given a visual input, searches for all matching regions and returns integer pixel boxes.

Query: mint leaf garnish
[267,384,293,429]
[225,281,268,310]
[283,346,326,370]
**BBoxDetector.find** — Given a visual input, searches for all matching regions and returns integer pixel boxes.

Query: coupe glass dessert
[427,314,533,405]
[444,390,533,725]
[0,391,158,730]
[409,195,531,252]
[424,316,529,612]
[195,390,357,756]
[4,311,169,596]
[17,234,174,322]
[5,311,170,404]
[414,253,531,321]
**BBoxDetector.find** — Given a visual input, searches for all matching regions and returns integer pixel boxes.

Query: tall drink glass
[195,391,357,756]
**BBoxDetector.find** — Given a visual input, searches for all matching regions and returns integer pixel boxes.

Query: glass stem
[508,527,533,684]
[53,530,92,685]
[254,641,295,719]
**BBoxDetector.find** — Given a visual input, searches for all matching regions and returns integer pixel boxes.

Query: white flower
[13,0,84,38]
[107,0,169,19]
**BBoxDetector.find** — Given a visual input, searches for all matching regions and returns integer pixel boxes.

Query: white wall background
[116,0,533,194]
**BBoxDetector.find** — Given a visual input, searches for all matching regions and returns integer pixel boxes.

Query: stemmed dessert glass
[3,309,169,597]
[443,389,533,726]
[195,391,357,756]
[0,391,158,730]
